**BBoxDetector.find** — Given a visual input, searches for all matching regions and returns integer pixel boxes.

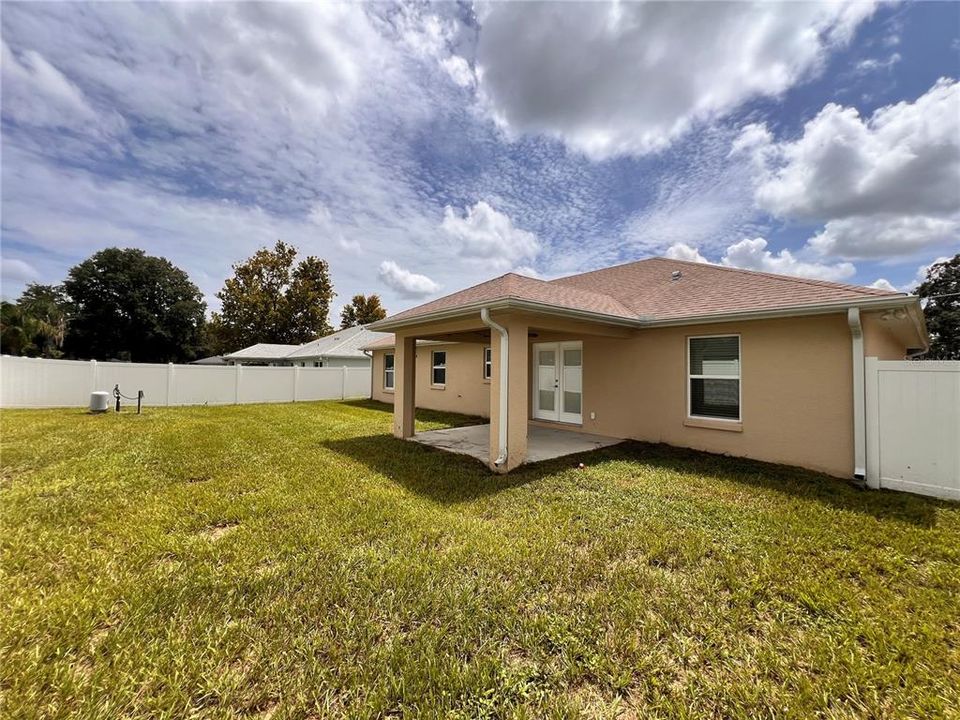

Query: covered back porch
[391,310,635,472]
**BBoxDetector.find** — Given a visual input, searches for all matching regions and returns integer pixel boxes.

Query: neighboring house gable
[224,325,390,367]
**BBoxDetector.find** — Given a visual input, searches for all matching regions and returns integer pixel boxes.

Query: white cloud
[440,201,539,269]
[460,2,874,157]
[1,42,119,136]
[869,278,898,292]
[512,265,541,279]
[752,79,959,221]
[378,261,440,299]
[662,237,858,282]
[720,238,856,281]
[743,79,960,260]
[440,55,475,88]
[0,3,499,315]
[855,52,901,74]
[1,258,40,289]
[664,243,709,264]
[808,214,960,260]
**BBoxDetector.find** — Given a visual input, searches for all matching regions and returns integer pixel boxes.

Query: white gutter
[847,307,866,482]
[370,293,919,333]
[480,308,509,467]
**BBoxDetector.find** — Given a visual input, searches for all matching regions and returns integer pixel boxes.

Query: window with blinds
[688,335,740,421]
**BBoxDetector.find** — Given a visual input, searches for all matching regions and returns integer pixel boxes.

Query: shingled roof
[374,257,905,329]
[552,257,899,321]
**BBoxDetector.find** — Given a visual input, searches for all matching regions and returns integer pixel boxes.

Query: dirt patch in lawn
[201,521,240,541]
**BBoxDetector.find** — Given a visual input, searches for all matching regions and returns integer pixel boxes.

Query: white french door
[533,341,583,424]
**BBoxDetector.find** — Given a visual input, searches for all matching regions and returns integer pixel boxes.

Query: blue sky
[2,2,958,319]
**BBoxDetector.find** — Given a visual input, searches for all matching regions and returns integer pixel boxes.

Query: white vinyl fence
[865,358,960,500]
[0,355,371,409]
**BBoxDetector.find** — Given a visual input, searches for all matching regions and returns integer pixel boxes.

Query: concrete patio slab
[411,424,623,465]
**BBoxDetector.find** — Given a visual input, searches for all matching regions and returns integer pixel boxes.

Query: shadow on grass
[322,432,556,503]
[614,441,947,528]
[325,420,948,524]
[339,399,486,429]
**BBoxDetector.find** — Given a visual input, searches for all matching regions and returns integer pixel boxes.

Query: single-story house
[190,354,229,366]
[365,258,927,477]
[223,325,388,368]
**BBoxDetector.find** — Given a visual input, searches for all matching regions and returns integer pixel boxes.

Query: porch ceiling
[412,424,623,465]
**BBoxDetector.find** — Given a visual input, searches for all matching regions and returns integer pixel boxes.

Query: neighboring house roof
[286,325,390,359]
[190,355,229,366]
[223,343,300,361]
[223,325,390,362]
[361,337,453,351]
[372,257,913,331]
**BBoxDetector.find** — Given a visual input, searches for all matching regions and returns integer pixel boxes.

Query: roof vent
[671,270,682,281]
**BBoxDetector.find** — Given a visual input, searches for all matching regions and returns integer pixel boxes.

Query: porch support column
[488,317,528,472]
[393,334,416,439]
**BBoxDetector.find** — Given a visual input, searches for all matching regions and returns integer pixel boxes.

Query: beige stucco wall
[375,310,912,478]
[372,343,490,418]
[862,311,908,360]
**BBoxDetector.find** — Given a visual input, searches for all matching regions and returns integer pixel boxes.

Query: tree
[340,294,387,329]
[1,301,30,356]
[213,241,335,350]
[0,284,69,358]
[19,284,69,357]
[62,248,206,362]
[917,254,960,360]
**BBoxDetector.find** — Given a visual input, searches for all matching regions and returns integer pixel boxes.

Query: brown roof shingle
[382,272,637,324]
[552,257,898,321]
[375,257,902,327]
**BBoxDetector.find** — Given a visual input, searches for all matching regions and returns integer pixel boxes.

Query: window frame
[431,350,447,388]
[483,346,492,381]
[383,352,395,391]
[686,334,741,423]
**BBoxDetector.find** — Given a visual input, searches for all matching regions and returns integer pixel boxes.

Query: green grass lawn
[1,400,958,719]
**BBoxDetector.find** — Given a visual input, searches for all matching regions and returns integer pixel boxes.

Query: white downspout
[847,307,866,482]
[480,308,509,466]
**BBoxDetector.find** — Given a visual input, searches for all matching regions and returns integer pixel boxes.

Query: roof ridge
[647,256,901,296]
[553,255,901,297]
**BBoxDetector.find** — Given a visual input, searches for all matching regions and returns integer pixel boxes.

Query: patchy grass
[1,399,957,719]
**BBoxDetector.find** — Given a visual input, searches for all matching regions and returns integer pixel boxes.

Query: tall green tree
[1,301,31,356]
[917,253,960,360]
[340,294,387,329]
[212,241,334,351]
[0,284,69,358]
[19,284,69,357]
[62,248,206,362]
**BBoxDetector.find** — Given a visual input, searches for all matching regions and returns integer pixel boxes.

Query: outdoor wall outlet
[590,412,596,420]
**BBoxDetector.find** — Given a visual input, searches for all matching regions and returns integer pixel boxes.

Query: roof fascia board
[370,297,639,332]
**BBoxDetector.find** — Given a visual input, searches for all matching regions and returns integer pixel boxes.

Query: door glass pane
[562,366,581,394]
[563,348,582,366]
[563,391,581,414]
[539,389,555,411]
[538,349,555,366]
[538,366,555,391]
[690,379,740,419]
